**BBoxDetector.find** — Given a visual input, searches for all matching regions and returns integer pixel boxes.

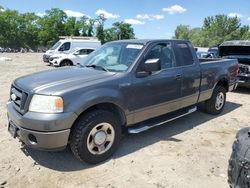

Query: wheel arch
[215,77,229,92]
[60,59,73,66]
[71,102,127,133]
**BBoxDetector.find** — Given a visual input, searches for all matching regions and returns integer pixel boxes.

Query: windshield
[80,42,144,72]
[50,41,62,50]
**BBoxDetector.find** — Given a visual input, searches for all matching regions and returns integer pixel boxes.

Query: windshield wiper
[85,64,109,72]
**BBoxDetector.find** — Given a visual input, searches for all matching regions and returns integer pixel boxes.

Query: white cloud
[136,14,164,20]
[248,17,250,21]
[228,12,243,18]
[96,9,120,19]
[162,5,187,15]
[36,12,46,17]
[64,10,85,17]
[124,19,145,25]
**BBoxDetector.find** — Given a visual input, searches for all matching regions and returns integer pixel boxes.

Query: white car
[49,48,95,67]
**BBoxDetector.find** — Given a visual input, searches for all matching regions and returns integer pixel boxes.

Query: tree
[37,8,68,46]
[112,22,135,40]
[174,14,250,47]
[96,14,106,44]
[174,25,190,40]
[64,17,80,36]
[0,6,137,49]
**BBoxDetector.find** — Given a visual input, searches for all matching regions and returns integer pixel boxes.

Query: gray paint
[7,39,238,150]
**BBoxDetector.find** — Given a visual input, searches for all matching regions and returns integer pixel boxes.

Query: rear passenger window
[87,49,94,54]
[175,43,194,66]
[79,49,87,55]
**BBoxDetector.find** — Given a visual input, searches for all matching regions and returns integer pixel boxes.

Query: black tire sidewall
[60,60,71,67]
[71,110,121,164]
[207,86,227,114]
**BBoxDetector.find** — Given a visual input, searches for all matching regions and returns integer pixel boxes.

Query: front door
[129,42,182,124]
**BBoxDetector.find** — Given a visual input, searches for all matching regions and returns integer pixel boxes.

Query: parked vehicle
[7,39,238,164]
[196,51,215,58]
[228,127,250,188]
[49,48,95,67]
[208,46,219,58]
[219,40,250,88]
[194,47,209,52]
[43,37,101,63]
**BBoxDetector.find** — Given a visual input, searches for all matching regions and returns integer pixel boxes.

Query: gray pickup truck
[7,39,238,164]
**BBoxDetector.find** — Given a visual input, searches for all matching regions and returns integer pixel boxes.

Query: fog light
[28,134,37,145]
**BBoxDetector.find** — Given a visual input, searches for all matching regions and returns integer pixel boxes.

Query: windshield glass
[50,41,62,50]
[80,42,144,72]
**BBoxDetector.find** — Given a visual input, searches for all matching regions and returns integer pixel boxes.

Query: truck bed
[198,58,238,102]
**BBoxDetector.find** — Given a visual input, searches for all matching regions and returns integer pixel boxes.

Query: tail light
[235,63,239,76]
[229,63,239,77]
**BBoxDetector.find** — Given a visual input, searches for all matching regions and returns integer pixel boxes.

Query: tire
[70,110,121,164]
[204,85,227,115]
[60,60,72,67]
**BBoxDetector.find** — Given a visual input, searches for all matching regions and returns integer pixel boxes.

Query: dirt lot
[0,53,249,188]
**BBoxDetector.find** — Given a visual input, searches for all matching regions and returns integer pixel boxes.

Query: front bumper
[7,101,78,150]
[237,74,250,88]
[49,59,60,67]
[43,54,50,63]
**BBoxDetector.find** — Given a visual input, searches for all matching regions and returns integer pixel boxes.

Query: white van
[43,37,101,63]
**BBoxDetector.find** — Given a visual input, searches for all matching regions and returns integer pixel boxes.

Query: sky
[0,0,250,39]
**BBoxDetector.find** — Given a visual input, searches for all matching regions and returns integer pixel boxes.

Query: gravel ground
[0,53,249,188]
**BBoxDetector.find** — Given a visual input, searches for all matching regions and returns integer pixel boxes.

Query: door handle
[175,74,182,80]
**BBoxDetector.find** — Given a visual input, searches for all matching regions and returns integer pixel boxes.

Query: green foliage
[174,14,250,47]
[0,6,135,49]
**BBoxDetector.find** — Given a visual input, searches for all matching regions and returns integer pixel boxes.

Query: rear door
[130,42,182,123]
[173,41,201,107]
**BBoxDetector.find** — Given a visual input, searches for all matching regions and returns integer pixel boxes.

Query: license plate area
[8,122,18,138]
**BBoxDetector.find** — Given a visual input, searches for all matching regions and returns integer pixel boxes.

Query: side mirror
[136,58,161,78]
[144,58,161,72]
[73,51,80,55]
[58,47,64,51]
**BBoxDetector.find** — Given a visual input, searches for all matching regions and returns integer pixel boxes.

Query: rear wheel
[60,60,72,67]
[70,110,121,164]
[204,85,227,115]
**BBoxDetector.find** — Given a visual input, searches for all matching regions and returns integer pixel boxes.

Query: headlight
[29,95,63,113]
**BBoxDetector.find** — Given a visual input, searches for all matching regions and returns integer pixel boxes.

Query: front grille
[43,54,50,62]
[239,64,249,74]
[10,85,28,114]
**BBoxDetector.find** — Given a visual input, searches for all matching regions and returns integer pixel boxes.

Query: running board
[128,106,197,134]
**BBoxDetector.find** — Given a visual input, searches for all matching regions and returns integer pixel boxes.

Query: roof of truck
[220,40,250,47]
[109,39,190,45]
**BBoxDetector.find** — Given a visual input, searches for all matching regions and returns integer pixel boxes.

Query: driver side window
[145,43,176,69]
[59,42,71,51]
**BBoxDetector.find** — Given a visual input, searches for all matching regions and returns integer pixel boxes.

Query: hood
[14,67,116,95]
[45,50,55,55]
[219,45,250,64]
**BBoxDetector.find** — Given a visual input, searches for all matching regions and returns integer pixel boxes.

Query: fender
[65,87,128,117]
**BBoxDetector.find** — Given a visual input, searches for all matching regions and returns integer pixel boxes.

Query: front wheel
[60,60,72,67]
[204,85,227,115]
[70,110,121,164]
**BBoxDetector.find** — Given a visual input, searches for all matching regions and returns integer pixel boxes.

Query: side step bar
[128,106,197,134]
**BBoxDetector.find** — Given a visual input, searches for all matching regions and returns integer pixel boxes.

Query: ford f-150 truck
[7,39,238,164]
